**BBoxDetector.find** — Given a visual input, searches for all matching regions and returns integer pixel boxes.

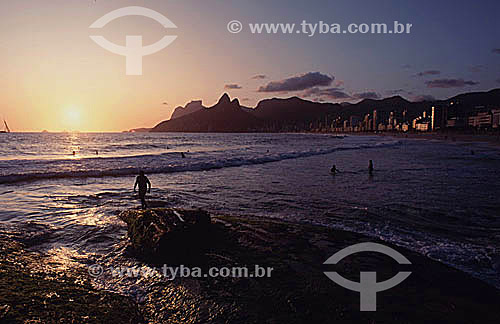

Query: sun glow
[62,106,83,131]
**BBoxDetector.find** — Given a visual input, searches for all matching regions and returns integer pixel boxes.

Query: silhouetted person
[368,160,374,175]
[96,150,99,155]
[181,152,186,158]
[330,164,338,174]
[134,171,151,209]
[72,151,76,156]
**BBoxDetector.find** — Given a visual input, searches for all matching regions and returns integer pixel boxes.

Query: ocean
[0,132,499,298]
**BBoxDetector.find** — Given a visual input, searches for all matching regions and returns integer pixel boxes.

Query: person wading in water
[134,170,151,209]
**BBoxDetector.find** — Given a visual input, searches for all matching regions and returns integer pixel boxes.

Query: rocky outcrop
[170,100,205,120]
[119,208,211,262]
[151,94,263,132]
[0,239,143,323]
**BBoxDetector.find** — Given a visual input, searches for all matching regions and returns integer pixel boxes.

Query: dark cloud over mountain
[386,89,406,95]
[224,84,242,90]
[425,79,479,88]
[352,92,381,100]
[469,65,484,73]
[258,72,333,92]
[415,70,441,77]
[412,94,436,102]
[303,87,351,100]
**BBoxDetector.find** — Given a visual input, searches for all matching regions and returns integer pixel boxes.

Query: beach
[0,132,499,323]
[375,131,500,148]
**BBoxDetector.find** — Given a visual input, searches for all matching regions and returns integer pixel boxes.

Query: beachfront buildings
[328,103,500,134]
[493,109,500,128]
[467,108,500,129]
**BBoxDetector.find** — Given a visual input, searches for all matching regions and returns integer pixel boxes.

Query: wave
[0,140,401,184]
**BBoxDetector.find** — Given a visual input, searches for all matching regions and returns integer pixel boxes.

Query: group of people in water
[330,160,374,175]
[72,150,99,156]
[135,158,375,209]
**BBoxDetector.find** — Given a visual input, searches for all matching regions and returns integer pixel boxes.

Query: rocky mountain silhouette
[150,89,500,132]
[151,94,263,132]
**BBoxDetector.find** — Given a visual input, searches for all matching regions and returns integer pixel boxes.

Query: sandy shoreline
[347,131,500,149]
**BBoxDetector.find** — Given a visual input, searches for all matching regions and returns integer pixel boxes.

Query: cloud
[425,78,479,88]
[251,74,267,80]
[224,84,242,90]
[492,48,500,54]
[386,89,406,95]
[402,64,412,69]
[496,78,500,84]
[258,72,333,92]
[303,87,351,100]
[415,70,441,77]
[352,92,381,100]
[241,98,252,102]
[412,94,436,102]
[469,65,484,73]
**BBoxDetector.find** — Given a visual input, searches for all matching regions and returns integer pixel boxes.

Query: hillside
[170,100,205,120]
[150,89,500,132]
[151,94,263,132]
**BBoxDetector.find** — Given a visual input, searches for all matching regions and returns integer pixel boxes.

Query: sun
[62,106,83,130]
[66,109,80,123]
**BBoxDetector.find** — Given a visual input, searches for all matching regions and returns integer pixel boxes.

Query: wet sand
[362,131,500,149]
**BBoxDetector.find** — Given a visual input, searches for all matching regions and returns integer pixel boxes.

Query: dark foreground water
[0,132,499,297]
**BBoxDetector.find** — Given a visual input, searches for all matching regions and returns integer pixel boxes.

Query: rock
[492,255,500,271]
[118,208,211,262]
[0,305,10,319]
[170,100,205,120]
[0,239,142,323]
[218,93,231,105]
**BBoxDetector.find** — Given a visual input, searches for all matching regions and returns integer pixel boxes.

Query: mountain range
[150,89,500,132]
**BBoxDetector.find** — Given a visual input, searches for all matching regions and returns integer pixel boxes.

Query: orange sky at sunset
[1,0,498,132]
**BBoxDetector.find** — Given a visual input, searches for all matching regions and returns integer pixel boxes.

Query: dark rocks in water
[492,255,500,271]
[138,215,500,323]
[0,239,142,323]
[119,208,211,263]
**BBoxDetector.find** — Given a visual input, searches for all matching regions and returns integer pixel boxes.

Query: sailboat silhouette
[1,119,11,133]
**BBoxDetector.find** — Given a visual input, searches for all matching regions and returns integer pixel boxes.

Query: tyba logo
[90,7,177,75]
[324,242,411,311]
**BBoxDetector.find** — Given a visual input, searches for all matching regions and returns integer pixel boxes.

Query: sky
[0,0,499,132]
